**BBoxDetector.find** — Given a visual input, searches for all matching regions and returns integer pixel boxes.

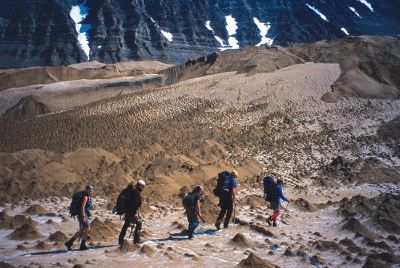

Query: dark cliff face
[0,0,399,68]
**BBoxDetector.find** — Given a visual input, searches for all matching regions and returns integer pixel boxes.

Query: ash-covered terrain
[0,36,399,267]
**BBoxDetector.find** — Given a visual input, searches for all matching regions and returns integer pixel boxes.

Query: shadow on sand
[21,245,115,256]
[152,228,218,242]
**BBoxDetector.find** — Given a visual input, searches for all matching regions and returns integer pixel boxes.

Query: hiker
[118,180,146,245]
[182,185,204,239]
[266,178,290,227]
[65,184,94,251]
[215,170,238,230]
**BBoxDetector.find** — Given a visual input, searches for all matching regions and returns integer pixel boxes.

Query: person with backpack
[182,185,204,239]
[266,178,290,227]
[215,170,238,230]
[118,180,146,245]
[65,184,94,251]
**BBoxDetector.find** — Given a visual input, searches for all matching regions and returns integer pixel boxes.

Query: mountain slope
[0,0,399,68]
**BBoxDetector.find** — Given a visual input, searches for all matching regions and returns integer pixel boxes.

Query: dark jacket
[271,184,288,209]
[126,184,142,215]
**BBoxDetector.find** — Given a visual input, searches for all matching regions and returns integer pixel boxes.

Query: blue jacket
[271,184,288,209]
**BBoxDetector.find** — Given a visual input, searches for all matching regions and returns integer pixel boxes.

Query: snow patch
[306,4,328,22]
[214,36,226,47]
[205,20,228,49]
[225,15,238,36]
[227,37,239,49]
[161,30,173,42]
[357,0,374,12]
[205,20,213,32]
[341,28,349,35]
[222,15,239,50]
[349,7,362,18]
[70,4,91,59]
[253,17,273,47]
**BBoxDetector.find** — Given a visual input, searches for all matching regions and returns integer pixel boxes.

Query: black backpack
[263,176,277,202]
[113,186,132,215]
[213,171,231,197]
[69,191,85,217]
[182,193,196,209]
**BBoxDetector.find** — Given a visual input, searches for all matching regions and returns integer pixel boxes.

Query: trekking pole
[232,200,236,224]
[128,224,134,239]
[278,202,290,227]
[195,208,206,223]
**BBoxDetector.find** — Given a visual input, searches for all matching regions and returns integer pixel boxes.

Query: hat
[195,185,204,192]
[231,170,238,177]
[137,180,146,186]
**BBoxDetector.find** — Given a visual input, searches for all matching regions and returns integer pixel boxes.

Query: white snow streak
[161,30,173,41]
[214,36,226,47]
[224,15,239,50]
[70,4,91,59]
[357,0,374,12]
[306,4,328,22]
[341,28,349,35]
[205,20,213,32]
[205,20,227,48]
[225,15,238,36]
[253,17,273,46]
[349,7,362,18]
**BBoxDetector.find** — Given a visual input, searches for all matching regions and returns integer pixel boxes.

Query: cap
[138,180,146,186]
[231,170,238,177]
[195,185,204,192]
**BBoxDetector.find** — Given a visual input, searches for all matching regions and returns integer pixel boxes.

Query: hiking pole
[128,224,134,239]
[278,202,290,227]
[195,208,206,223]
[232,200,236,224]
[232,202,236,224]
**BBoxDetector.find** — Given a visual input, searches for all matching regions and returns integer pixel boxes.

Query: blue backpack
[213,171,231,197]
[263,176,277,202]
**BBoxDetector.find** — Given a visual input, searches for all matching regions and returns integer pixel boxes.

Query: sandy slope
[0,59,399,267]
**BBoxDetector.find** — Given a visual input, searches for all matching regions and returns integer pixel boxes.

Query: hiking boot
[64,237,75,250]
[80,240,89,250]
[273,221,277,227]
[64,239,74,251]
[215,222,221,230]
[266,217,272,227]
[133,236,142,244]
[79,245,89,250]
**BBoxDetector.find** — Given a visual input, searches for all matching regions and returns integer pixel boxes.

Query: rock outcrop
[0,0,399,68]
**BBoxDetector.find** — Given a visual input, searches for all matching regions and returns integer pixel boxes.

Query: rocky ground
[0,40,399,267]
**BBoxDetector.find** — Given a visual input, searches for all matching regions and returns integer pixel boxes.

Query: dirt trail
[1,181,399,268]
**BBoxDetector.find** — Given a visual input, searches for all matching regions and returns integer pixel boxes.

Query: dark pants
[216,195,233,228]
[118,214,142,244]
[186,207,199,237]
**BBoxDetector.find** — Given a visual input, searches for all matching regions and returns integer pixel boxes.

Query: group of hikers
[64,171,289,250]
